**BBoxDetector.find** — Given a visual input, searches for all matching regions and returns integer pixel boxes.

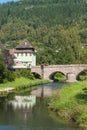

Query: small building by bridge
[9,40,36,69]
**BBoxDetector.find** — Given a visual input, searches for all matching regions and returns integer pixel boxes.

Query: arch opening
[77,70,87,81]
[49,71,67,82]
[32,72,41,79]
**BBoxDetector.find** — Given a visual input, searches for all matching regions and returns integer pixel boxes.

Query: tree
[0,54,5,83]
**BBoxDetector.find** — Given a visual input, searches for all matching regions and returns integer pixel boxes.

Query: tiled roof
[15,40,34,49]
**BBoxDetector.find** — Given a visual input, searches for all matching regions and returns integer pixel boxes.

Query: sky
[0,0,18,3]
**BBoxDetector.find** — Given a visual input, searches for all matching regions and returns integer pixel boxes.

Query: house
[9,40,36,69]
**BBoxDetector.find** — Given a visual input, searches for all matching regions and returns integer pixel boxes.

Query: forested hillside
[0,0,87,64]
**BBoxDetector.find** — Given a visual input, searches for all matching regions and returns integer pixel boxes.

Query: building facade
[10,40,36,69]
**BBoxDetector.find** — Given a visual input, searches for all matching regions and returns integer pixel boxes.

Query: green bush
[14,70,21,78]
[3,70,15,82]
[16,69,35,79]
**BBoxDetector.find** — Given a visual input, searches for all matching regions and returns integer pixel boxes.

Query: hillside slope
[0,0,87,64]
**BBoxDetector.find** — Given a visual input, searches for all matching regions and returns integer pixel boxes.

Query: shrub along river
[0,83,84,130]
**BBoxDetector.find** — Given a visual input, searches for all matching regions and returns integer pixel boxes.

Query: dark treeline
[0,0,87,64]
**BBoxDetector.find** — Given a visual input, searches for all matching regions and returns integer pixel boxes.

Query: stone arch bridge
[31,64,87,82]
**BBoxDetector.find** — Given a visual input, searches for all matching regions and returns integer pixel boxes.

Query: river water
[0,83,83,130]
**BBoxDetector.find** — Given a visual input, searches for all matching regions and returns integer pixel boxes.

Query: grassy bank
[49,81,87,128]
[0,77,51,96]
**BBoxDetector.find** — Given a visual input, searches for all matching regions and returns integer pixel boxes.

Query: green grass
[49,80,87,128]
[0,77,51,89]
[0,77,51,97]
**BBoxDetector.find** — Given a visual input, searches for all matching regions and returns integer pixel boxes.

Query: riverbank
[49,80,87,128]
[0,77,51,97]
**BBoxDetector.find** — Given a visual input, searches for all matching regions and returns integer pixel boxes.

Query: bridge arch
[76,69,87,81]
[32,72,41,79]
[49,71,67,81]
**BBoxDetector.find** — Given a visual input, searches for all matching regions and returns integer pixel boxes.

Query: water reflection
[9,96,36,109]
[31,87,54,97]
[31,82,65,97]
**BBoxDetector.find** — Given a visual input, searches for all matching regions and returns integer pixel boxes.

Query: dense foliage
[14,69,35,79]
[0,0,87,64]
[0,54,5,83]
[0,53,15,83]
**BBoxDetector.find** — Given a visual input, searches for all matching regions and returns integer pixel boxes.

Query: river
[0,83,83,130]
